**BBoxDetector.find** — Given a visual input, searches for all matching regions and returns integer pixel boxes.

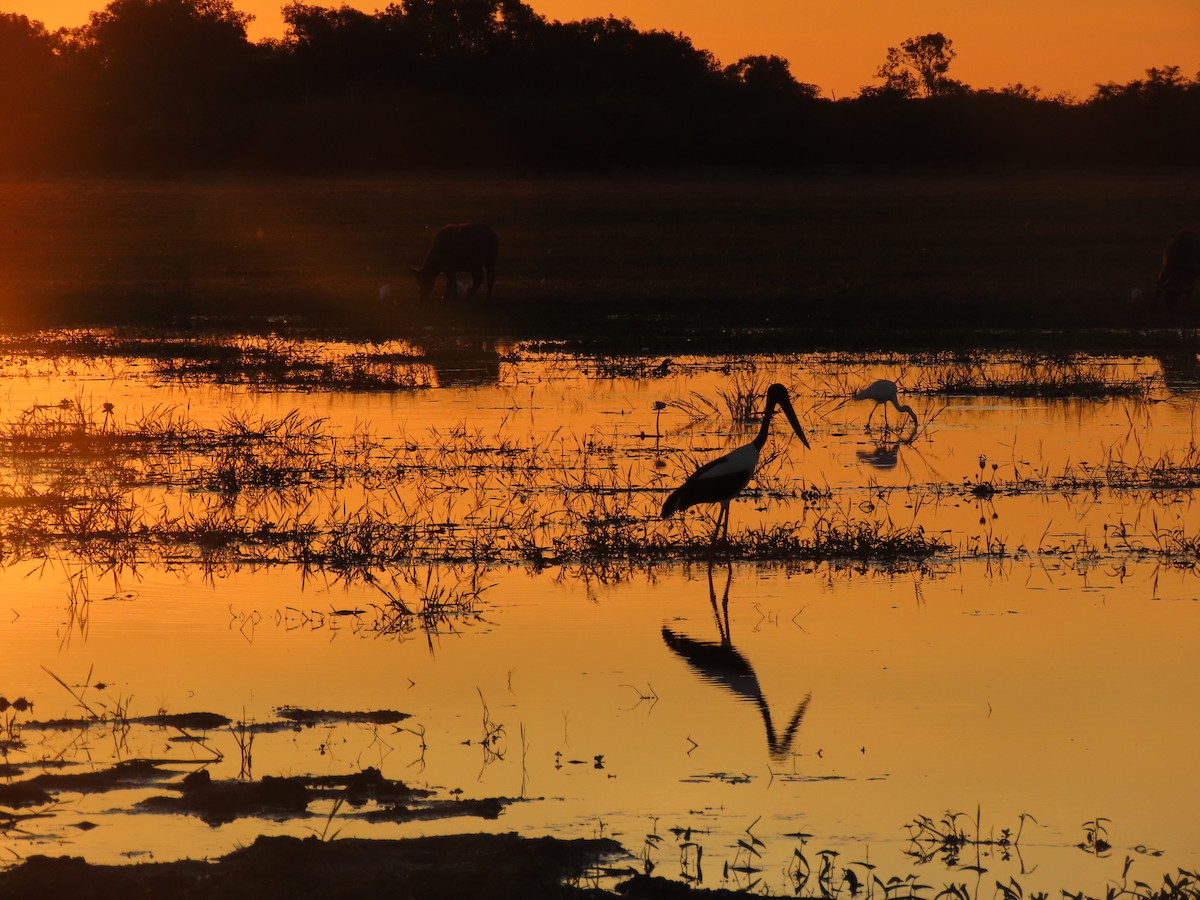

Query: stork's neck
[753,403,775,449]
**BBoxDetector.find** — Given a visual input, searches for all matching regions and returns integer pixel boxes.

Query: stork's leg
[720,506,734,560]
[708,504,730,557]
[708,508,724,549]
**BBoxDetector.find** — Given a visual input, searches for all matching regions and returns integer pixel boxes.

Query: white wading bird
[851,379,918,429]
[661,383,810,547]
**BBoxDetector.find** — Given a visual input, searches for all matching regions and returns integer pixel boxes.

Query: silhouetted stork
[852,379,918,429]
[661,382,809,546]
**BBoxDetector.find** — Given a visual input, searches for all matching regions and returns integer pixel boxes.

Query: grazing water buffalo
[411,223,498,302]
[1156,229,1200,306]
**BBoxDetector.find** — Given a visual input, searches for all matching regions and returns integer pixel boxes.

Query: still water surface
[0,342,1196,895]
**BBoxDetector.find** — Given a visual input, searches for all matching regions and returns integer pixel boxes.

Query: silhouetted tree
[0,13,59,76]
[70,0,253,94]
[390,0,543,73]
[0,1,1194,173]
[1086,65,1200,164]
[66,0,258,167]
[0,14,71,170]
[1093,64,1196,101]
[862,32,966,98]
[724,55,819,99]
[0,13,62,110]
[278,3,399,93]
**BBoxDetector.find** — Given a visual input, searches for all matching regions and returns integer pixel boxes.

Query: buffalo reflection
[420,338,502,387]
[661,562,811,760]
[1153,352,1200,394]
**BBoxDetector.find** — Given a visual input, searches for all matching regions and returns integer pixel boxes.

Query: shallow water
[0,340,1197,895]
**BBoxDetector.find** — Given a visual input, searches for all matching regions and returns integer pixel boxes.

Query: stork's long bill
[764,385,810,451]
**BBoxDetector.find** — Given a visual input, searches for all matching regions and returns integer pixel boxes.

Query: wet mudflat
[0,333,1198,898]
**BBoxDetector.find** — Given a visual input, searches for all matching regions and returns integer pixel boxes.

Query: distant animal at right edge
[1156,229,1200,307]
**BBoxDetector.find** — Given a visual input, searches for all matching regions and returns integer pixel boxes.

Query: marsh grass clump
[0,332,433,392]
[1137,519,1200,567]
[0,398,205,459]
[315,508,421,576]
[1038,438,1200,498]
[188,336,323,383]
[714,364,774,424]
[0,331,253,370]
[0,399,340,471]
[193,410,340,496]
[653,480,912,563]
[153,336,433,391]
[21,384,1200,585]
[0,402,363,576]
[157,502,318,571]
[368,566,491,636]
[918,354,1153,398]
[1155,529,1200,559]
[566,511,672,572]
[652,497,948,568]
[904,808,1033,870]
[732,518,949,566]
[589,355,673,380]
[668,363,776,425]
[807,516,948,559]
[954,428,1200,510]
[0,394,960,580]
[1115,441,1200,492]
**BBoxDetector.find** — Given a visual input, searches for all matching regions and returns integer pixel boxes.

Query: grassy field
[0,169,1197,351]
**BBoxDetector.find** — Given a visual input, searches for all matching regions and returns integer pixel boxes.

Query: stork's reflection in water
[661,561,811,760]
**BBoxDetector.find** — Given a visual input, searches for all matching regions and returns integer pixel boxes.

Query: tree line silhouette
[1,0,1197,174]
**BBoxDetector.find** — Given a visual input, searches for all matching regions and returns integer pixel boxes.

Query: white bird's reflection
[856,429,927,473]
[856,440,902,470]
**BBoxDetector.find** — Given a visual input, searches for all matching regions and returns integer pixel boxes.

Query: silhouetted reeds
[153,336,434,391]
[668,363,776,425]
[7,375,1200,600]
[914,354,1155,398]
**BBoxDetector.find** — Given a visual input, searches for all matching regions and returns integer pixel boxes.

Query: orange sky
[9,0,1199,99]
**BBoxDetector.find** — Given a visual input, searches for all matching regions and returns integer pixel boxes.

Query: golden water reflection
[0,342,1196,896]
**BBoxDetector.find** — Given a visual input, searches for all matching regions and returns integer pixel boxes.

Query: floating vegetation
[620,810,1199,900]
[0,397,334,464]
[6,390,1200,595]
[914,353,1156,398]
[0,331,445,391]
[904,808,1033,870]
[152,336,435,391]
[0,340,1198,610]
[589,355,674,380]
[655,518,949,569]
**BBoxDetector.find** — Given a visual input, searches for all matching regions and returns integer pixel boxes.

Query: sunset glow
[9,0,1198,99]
